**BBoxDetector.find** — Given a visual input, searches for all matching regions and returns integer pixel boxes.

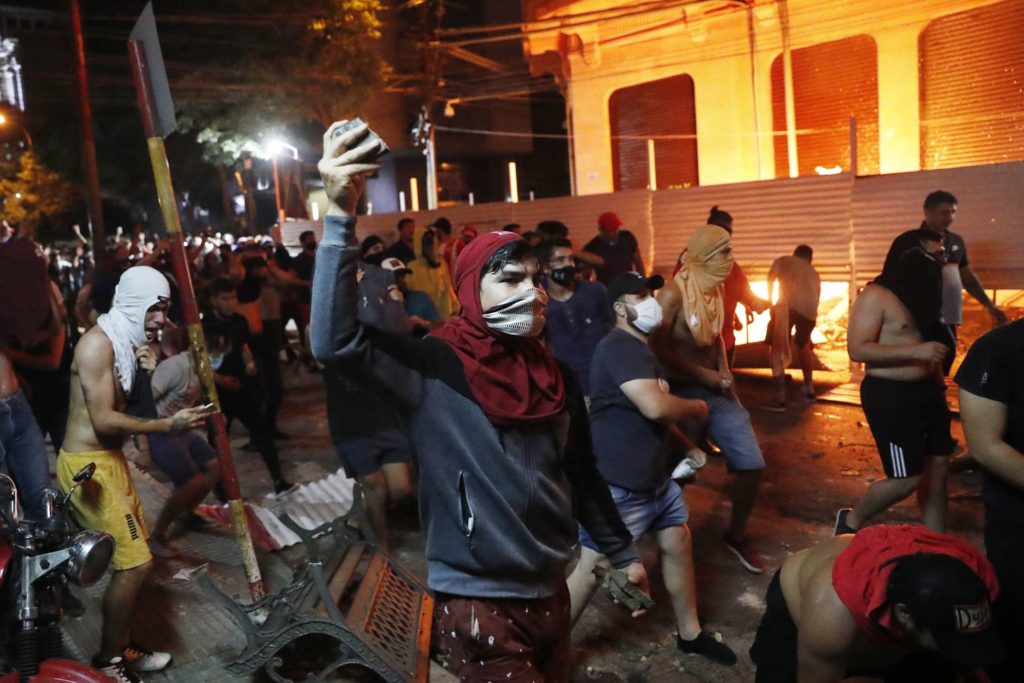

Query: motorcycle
[0,464,116,682]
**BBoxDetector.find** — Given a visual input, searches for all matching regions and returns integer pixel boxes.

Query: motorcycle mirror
[73,463,96,483]
[62,463,97,508]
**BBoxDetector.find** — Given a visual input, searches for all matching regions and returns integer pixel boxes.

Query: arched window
[771,35,879,177]
[920,0,1024,169]
[609,74,698,190]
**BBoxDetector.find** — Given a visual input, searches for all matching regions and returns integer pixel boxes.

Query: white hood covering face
[96,266,170,393]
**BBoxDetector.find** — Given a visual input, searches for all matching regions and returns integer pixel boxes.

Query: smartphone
[198,402,216,413]
[331,117,390,160]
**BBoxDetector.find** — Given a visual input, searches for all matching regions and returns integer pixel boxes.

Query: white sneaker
[94,656,142,682]
[122,643,173,672]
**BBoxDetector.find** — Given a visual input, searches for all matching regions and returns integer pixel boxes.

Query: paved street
[60,359,985,682]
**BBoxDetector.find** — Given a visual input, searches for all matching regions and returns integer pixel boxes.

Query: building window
[920,0,1024,169]
[608,74,698,191]
[771,35,879,177]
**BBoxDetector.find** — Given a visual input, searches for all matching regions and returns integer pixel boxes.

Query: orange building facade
[523,0,1024,195]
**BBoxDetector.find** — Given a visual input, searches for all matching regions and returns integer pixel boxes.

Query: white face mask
[628,296,663,334]
[209,354,224,371]
[482,287,548,337]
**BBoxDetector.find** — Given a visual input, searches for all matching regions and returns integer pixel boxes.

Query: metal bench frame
[194,489,432,682]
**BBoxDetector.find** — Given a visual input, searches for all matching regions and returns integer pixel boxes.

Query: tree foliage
[0,152,77,242]
[171,0,388,166]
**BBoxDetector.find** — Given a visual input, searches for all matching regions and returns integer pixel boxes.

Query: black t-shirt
[883,225,969,274]
[292,250,316,303]
[588,328,668,491]
[583,230,639,285]
[202,312,251,379]
[954,320,1024,521]
[384,240,416,265]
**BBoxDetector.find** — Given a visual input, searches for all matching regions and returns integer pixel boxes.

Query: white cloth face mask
[482,287,548,337]
[629,296,663,334]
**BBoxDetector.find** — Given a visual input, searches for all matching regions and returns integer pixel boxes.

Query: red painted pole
[68,0,106,269]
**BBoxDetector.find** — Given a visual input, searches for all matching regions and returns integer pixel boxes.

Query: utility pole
[412,106,438,210]
[68,0,106,266]
[411,0,443,211]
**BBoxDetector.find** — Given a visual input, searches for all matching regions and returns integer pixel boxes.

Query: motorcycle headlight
[66,530,114,587]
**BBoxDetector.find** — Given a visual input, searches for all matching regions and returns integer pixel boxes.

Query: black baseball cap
[607,272,665,304]
[889,553,1003,667]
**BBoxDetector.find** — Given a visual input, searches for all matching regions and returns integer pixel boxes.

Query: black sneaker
[677,631,737,666]
[179,511,215,530]
[834,508,857,536]
[93,656,143,682]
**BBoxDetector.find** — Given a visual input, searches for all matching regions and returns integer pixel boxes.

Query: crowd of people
[0,118,1019,683]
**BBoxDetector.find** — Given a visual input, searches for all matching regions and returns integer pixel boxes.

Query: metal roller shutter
[771,35,879,177]
[919,0,1024,170]
[650,174,854,281]
[609,73,699,191]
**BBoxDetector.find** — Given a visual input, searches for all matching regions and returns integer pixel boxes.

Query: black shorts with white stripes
[860,375,956,479]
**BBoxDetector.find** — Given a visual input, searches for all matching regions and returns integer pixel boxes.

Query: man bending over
[750,525,1002,682]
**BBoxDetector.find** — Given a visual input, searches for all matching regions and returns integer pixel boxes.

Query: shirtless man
[749,525,1002,682]
[60,266,209,682]
[651,225,768,573]
[836,231,954,534]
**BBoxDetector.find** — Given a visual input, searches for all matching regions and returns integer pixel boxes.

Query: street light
[0,112,32,147]
[266,139,299,225]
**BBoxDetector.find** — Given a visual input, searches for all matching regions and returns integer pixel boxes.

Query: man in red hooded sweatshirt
[311,120,649,682]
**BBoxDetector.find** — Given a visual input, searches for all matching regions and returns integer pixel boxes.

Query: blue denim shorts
[671,385,766,471]
[579,480,688,550]
[147,431,218,488]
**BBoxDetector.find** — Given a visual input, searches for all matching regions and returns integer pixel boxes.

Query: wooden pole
[128,40,265,601]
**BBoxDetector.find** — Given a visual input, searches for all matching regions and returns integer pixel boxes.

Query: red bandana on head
[429,231,565,426]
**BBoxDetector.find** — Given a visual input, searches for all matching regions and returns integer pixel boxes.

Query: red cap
[598,211,623,232]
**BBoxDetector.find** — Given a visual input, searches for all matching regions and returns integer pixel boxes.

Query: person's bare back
[780,537,915,677]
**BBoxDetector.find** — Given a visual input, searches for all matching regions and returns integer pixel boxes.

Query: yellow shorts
[57,449,152,570]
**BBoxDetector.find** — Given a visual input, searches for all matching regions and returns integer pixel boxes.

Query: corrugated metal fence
[284,161,1024,290]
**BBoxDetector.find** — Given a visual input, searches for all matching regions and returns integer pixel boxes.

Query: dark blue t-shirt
[544,280,611,396]
[588,328,668,492]
[404,290,439,322]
